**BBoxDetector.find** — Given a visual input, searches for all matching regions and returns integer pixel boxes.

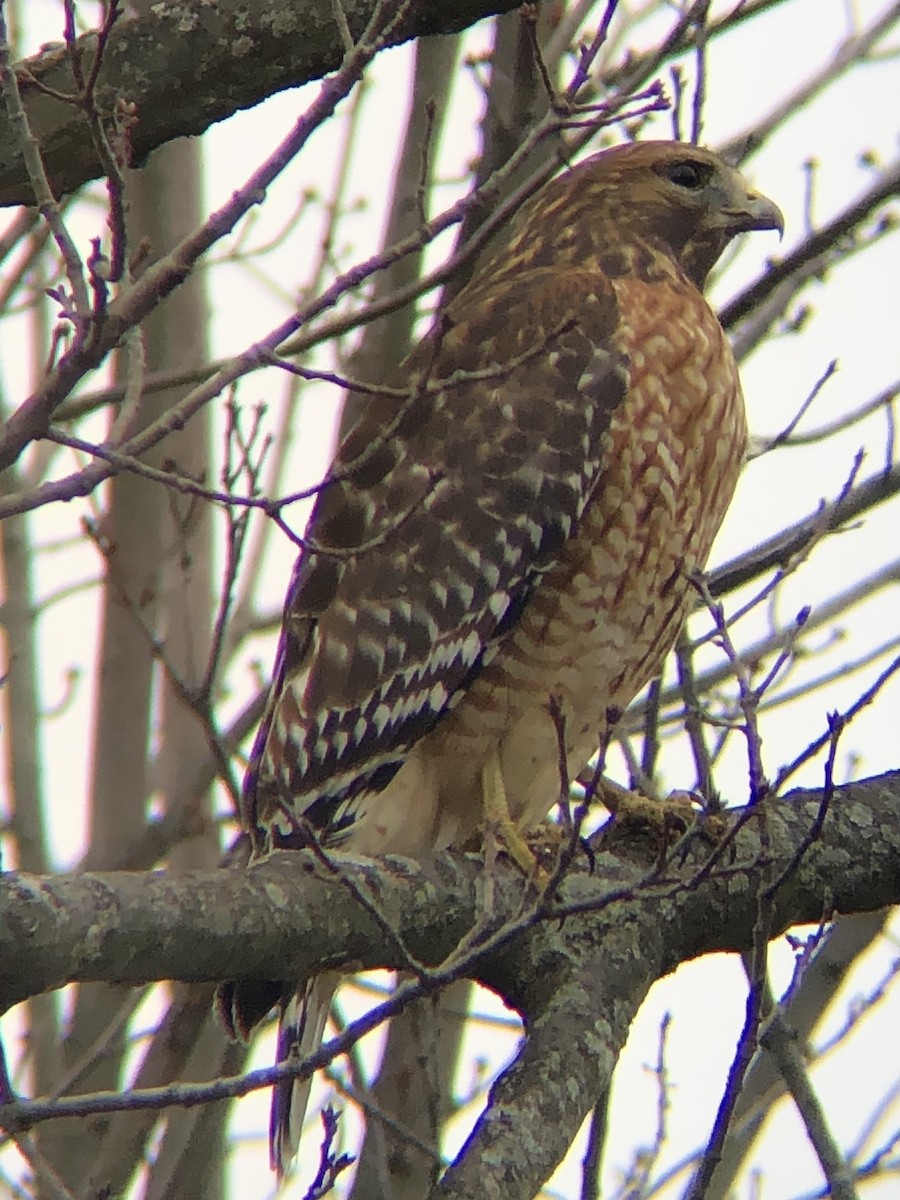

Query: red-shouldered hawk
[218,140,782,1175]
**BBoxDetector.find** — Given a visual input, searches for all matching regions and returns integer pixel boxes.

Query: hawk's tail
[270,976,337,1177]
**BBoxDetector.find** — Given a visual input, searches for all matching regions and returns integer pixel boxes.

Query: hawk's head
[505,140,784,289]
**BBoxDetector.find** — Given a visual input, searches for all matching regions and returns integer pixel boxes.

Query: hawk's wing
[245,266,628,844]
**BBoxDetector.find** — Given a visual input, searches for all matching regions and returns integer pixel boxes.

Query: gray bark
[1,0,521,206]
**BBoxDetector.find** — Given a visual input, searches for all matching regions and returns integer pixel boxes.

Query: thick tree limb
[2,770,899,1200]
[1,0,519,207]
[433,773,900,1200]
[4,773,900,1012]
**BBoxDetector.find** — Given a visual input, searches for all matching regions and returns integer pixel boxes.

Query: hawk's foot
[522,821,596,876]
[596,779,721,849]
[524,822,569,859]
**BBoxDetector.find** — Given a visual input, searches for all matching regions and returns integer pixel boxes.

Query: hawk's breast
[423,273,748,835]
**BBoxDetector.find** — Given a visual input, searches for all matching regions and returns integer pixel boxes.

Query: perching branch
[4,772,899,1012]
[2,772,900,1200]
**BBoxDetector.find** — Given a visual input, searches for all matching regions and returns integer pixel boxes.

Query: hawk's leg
[481,752,541,877]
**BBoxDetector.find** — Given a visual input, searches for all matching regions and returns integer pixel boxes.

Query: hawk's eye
[663,161,711,191]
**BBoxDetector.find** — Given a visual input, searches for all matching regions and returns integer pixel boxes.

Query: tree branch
[1,772,898,1007]
[0,0,521,207]
[2,771,900,1197]
[708,462,900,599]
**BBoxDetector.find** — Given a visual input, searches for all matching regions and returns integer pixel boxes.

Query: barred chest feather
[343,275,747,855]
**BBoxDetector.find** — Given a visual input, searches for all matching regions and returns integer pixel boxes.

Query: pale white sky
[3,1,900,1197]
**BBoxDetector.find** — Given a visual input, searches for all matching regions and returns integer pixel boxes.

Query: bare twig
[0,11,89,321]
[708,458,897,600]
[0,0,415,474]
[689,1,709,144]
[684,887,773,1199]
[580,1098,609,1200]
[752,359,839,457]
[304,1105,355,1199]
[759,1011,859,1200]
[720,154,900,332]
[775,653,900,792]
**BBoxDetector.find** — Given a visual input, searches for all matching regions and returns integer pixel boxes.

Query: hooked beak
[715,180,785,241]
[734,189,785,238]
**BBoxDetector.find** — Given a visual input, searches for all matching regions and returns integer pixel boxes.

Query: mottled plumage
[218,140,782,1175]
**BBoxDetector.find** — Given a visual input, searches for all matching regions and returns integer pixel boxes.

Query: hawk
[219,140,783,1174]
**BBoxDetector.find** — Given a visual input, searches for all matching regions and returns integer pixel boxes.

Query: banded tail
[270,976,337,1176]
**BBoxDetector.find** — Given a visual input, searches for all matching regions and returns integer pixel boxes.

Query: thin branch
[720,154,900,332]
[759,1012,859,1200]
[0,0,415,474]
[683,884,773,1200]
[0,10,89,321]
[774,653,900,792]
[580,1097,609,1200]
[708,461,900,600]
[752,359,839,458]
